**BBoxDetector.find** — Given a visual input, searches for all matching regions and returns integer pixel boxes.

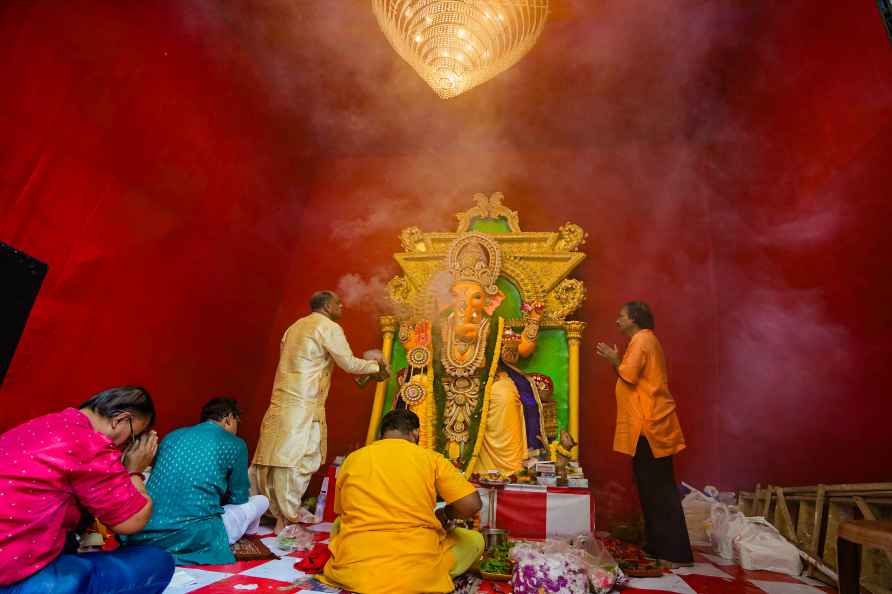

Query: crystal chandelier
[371,0,550,100]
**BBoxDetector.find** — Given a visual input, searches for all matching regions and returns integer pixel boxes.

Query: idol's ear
[484,290,505,316]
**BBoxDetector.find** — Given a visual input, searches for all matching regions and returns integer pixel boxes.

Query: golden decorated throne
[365,193,587,476]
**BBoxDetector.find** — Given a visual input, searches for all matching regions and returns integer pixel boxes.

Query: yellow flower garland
[408,369,436,450]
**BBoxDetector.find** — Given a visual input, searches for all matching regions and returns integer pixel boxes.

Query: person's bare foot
[274,517,286,535]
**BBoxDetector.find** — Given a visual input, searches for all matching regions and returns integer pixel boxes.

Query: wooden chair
[837,520,892,594]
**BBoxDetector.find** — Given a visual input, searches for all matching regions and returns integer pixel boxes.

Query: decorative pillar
[366,315,397,445]
[564,321,586,459]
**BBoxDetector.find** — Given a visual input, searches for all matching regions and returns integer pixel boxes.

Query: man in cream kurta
[250,291,383,531]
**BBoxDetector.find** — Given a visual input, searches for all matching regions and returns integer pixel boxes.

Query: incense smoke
[336,271,391,311]
[176,0,864,494]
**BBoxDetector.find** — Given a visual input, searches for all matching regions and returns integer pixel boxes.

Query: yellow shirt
[613,329,685,458]
[322,439,477,594]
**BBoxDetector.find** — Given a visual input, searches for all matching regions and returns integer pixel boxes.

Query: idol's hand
[521,301,545,321]
[595,342,620,366]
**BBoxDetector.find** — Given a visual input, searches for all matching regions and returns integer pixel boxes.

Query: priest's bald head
[310,290,343,321]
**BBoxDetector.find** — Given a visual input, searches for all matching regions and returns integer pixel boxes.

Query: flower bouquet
[509,537,626,594]
[509,541,588,593]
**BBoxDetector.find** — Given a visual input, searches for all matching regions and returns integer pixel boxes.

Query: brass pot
[482,528,509,551]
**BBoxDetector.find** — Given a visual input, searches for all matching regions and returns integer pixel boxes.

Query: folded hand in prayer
[123,430,159,474]
[595,342,620,367]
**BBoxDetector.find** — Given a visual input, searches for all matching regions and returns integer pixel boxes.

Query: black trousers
[633,437,694,562]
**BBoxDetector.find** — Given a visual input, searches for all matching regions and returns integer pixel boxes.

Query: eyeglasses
[127,417,135,448]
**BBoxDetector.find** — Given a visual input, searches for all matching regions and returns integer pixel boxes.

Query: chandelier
[371,0,550,100]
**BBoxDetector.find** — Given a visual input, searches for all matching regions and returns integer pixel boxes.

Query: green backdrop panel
[515,328,569,432]
[470,217,513,234]
[383,340,406,414]
[493,276,522,321]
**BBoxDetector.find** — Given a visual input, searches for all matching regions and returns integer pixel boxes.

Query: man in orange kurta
[597,301,693,565]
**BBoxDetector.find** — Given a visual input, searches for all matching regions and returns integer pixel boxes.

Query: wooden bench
[838,520,892,594]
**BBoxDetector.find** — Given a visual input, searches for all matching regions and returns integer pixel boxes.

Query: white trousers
[221,495,270,544]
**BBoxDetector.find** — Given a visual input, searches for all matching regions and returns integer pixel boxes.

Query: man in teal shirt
[125,398,269,565]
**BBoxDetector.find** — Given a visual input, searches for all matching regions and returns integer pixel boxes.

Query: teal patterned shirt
[123,421,250,565]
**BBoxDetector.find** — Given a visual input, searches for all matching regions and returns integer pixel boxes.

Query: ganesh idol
[391,232,548,476]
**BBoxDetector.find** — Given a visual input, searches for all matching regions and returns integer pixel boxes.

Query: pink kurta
[0,408,147,585]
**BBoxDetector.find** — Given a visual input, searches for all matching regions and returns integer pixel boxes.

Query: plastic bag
[275,524,315,552]
[708,503,748,559]
[681,484,715,547]
[573,533,615,565]
[572,534,627,594]
[718,491,738,506]
[733,517,802,575]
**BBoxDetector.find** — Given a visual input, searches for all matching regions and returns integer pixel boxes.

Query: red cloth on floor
[294,542,332,574]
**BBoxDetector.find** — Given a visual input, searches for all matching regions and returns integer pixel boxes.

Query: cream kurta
[254,312,379,468]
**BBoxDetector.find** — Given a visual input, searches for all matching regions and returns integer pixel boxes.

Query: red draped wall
[2,0,891,527]
[0,1,316,434]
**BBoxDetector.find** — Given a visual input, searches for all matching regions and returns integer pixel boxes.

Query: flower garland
[406,369,436,449]
[549,441,574,460]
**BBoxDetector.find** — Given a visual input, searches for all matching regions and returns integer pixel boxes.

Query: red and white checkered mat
[162,531,838,594]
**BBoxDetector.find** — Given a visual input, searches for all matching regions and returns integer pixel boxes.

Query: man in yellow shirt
[322,410,484,594]
[596,301,693,566]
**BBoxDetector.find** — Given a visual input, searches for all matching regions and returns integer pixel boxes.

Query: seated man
[0,386,174,594]
[124,397,269,565]
[322,410,484,594]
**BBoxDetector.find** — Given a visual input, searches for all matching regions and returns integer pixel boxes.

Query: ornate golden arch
[366,193,589,457]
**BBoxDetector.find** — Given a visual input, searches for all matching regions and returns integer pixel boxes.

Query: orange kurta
[613,329,685,458]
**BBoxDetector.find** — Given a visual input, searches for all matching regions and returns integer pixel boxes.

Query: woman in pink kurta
[0,386,174,593]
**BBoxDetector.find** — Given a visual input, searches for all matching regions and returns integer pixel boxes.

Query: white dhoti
[250,421,323,524]
[251,312,378,524]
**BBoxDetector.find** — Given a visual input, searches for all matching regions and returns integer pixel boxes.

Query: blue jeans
[0,545,174,594]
